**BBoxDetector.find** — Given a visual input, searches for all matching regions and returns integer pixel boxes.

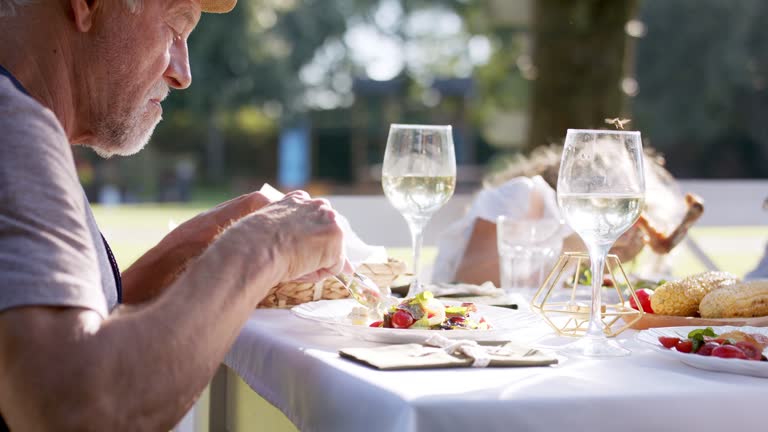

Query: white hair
[123,0,143,13]
[0,0,143,17]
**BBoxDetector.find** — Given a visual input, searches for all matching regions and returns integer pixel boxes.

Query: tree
[528,0,638,150]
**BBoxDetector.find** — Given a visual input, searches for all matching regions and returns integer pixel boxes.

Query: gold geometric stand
[531,252,644,338]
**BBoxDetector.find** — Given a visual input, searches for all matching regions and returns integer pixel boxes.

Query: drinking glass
[557,129,645,357]
[496,216,564,300]
[382,124,456,298]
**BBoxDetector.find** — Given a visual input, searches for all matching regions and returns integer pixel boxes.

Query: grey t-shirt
[0,76,117,318]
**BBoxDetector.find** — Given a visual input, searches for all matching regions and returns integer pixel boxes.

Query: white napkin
[423,281,504,297]
[431,176,568,283]
[259,184,387,265]
[423,334,492,367]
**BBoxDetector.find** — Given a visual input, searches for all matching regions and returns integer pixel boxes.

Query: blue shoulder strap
[100,233,123,304]
[0,64,29,96]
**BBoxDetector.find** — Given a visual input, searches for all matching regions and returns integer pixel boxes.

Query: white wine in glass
[557,129,645,358]
[382,124,456,298]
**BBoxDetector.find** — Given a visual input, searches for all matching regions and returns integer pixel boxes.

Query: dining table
[223,297,768,432]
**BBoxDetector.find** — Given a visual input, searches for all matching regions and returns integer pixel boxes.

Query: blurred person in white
[433,144,704,285]
[0,1,351,430]
[486,145,701,265]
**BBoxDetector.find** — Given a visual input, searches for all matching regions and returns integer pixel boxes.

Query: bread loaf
[699,280,768,318]
[650,271,739,316]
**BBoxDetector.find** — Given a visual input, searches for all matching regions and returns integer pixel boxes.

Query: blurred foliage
[92,0,768,205]
[143,0,514,193]
[634,0,768,178]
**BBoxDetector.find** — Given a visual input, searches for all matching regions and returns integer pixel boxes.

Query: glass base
[561,334,631,358]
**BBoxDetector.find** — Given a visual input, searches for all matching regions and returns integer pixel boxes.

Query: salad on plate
[367,291,491,331]
[656,327,768,360]
[637,325,768,378]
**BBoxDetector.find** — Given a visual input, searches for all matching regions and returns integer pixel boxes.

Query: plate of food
[291,291,544,343]
[637,325,768,378]
[625,272,768,330]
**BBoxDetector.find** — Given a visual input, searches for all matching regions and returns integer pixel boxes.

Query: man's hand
[122,191,271,304]
[246,190,350,285]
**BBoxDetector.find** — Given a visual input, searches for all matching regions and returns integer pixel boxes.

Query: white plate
[291,299,545,344]
[637,326,768,378]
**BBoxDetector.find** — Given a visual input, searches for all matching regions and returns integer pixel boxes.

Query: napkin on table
[424,281,504,297]
[339,334,557,370]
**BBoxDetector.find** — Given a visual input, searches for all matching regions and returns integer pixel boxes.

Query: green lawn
[93,204,767,278]
[93,204,209,268]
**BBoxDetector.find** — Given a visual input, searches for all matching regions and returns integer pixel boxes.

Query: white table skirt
[224,308,768,432]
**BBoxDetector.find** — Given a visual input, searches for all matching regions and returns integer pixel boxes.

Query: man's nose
[164,38,192,90]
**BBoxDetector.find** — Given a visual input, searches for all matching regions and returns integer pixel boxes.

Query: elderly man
[0,0,350,430]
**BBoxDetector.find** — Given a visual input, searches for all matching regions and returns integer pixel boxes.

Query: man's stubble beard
[90,82,169,158]
[91,108,162,158]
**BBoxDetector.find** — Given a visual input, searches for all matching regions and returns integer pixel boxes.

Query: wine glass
[382,124,456,298]
[557,129,645,357]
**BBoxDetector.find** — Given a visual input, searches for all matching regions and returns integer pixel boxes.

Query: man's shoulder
[0,75,84,223]
[0,77,78,186]
[0,78,106,319]
[0,77,67,149]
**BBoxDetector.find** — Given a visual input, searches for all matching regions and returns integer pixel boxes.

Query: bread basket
[257,258,408,308]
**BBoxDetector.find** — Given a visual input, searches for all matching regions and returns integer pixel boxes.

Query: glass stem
[586,245,610,339]
[407,218,426,295]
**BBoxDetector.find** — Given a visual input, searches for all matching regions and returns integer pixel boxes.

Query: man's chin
[89,120,160,158]
[89,137,149,158]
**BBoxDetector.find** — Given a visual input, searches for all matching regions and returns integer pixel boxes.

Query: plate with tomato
[291,297,544,344]
[637,326,768,378]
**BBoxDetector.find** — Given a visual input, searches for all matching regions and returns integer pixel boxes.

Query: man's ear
[70,0,100,32]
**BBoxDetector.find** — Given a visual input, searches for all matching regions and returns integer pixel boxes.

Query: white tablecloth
[224,307,768,432]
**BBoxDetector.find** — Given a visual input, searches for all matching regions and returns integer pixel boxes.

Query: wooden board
[628,313,768,330]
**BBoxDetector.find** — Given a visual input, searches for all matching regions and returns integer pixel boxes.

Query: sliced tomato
[658,336,680,349]
[675,340,693,353]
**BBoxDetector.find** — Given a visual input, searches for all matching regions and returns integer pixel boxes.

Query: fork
[334,272,398,314]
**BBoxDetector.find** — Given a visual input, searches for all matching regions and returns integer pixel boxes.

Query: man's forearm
[121,232,204,304]
[121,192,273,304]
[94,238,277,430]
[0,222,281,432]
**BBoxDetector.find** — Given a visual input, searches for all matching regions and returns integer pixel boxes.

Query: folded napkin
[393,281,508,300]
[424,281,505,297]
[339,334,557,370]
